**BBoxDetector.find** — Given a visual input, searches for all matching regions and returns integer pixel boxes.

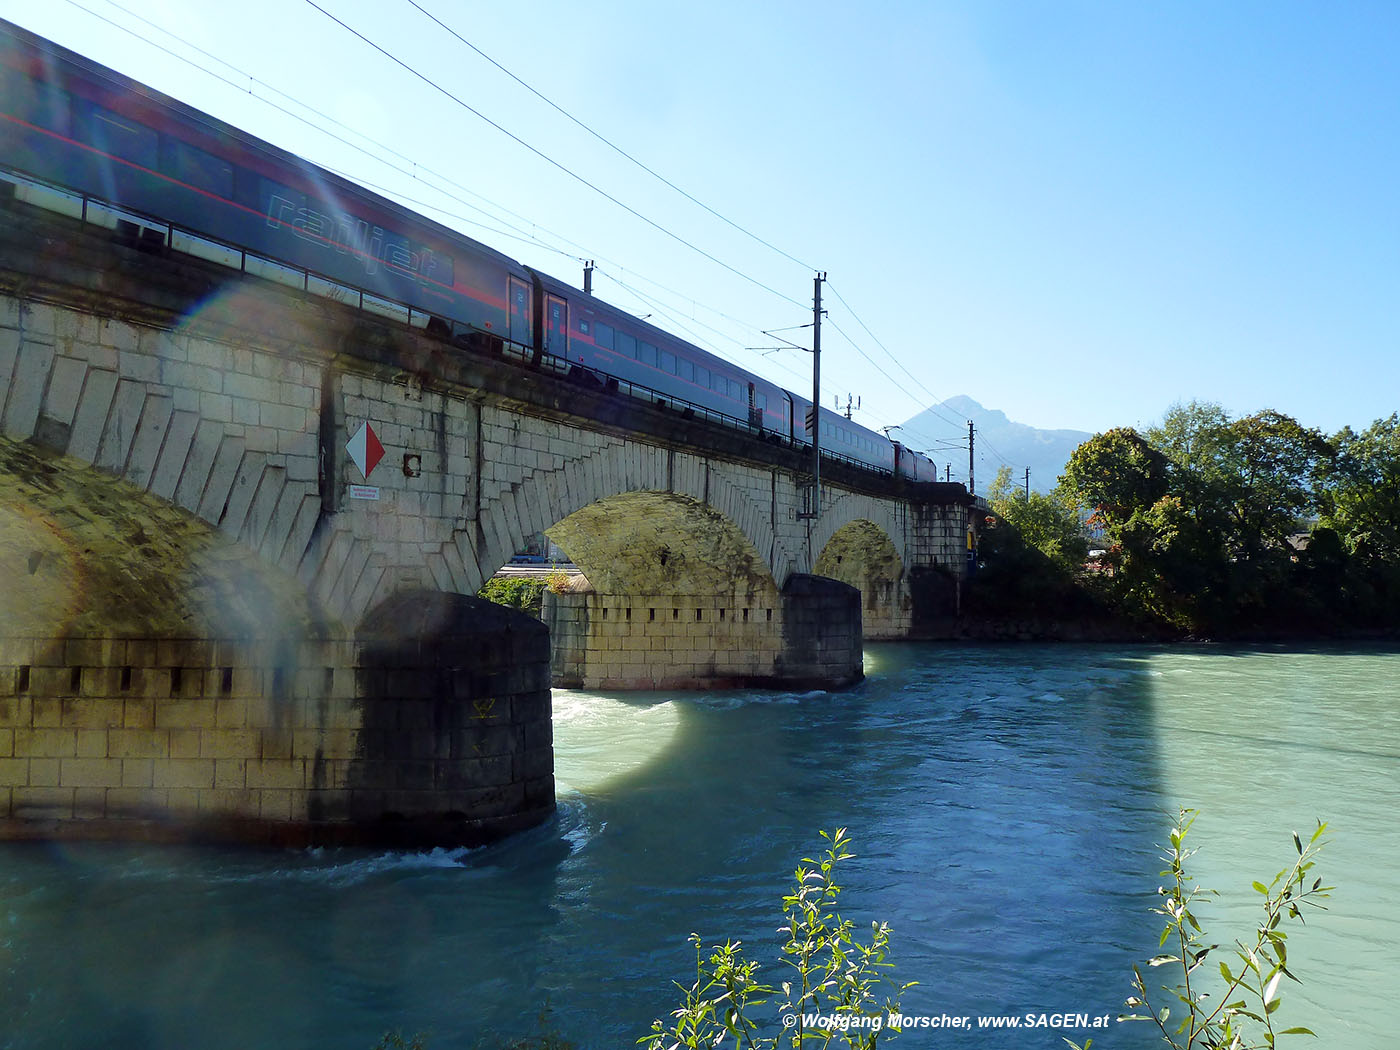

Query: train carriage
[1,16,919,485]
[0,18,525,343]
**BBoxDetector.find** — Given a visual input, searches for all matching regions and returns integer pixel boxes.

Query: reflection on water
[0,644,1396,1049]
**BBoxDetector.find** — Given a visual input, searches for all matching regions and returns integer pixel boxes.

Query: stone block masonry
[0,261,975,639]
[544,591,787,690]
[1,206,979,708]
[0,601,553,845]
[542,576,862,691]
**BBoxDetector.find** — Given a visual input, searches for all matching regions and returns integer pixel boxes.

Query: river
[1,643,1396,1049]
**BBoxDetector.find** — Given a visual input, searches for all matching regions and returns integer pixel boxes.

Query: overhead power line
[301,0,807,311]
[52,0,938,445]
[824,281,968,431]
[402,0,815,274]
[51,0,815,381]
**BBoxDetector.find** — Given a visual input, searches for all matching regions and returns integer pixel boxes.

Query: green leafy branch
[1069,809,1331,1050]
[641,829,914,1050]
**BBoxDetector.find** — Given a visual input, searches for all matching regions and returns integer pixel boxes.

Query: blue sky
[3,0,1396,465]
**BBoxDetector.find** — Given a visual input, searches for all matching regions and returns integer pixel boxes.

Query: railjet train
[0,18,941,481]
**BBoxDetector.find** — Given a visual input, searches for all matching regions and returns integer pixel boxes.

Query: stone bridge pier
[538,492,862,691]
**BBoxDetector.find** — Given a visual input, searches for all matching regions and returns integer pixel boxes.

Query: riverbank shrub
[1067,809,1331,1050]
[642,827,912,1049]
[478,576,549,617]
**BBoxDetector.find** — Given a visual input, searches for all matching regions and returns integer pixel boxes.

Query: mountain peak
[898,396,1091,492]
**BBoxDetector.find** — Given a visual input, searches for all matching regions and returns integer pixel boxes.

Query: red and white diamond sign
[346,421,385,480]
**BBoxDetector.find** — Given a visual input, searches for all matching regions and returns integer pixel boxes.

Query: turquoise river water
[1,643,1397,1049]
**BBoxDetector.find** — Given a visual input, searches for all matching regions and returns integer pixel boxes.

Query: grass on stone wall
[477,575,549,618]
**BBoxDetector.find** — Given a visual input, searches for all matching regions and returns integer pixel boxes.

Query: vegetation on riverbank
[970,402,1400,639]
[643,827,911,1049]
[477,575,550,617]
[1069,809,1331,1050]
[477,567,575,619]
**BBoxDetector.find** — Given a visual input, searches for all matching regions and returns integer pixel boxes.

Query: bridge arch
[431,436,791,598]
[814,519,908,640]
[807,492,911,639]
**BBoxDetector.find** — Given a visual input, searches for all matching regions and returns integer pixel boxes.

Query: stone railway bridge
[0,200,977,847]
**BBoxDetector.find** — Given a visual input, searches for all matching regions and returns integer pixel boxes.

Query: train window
[639,342,658,367]
[756,392,767,410]
[164,139,234,198]
[679,359,695,382]
[710,372,726,393]
[729,379,743,400]
[594,321,613,349]
[88,104,159,170]
[695,365,709,389]
[660,350,676,375]
[616,331,636,358]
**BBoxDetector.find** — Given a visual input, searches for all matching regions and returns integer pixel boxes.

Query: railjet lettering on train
[264,188,444,285]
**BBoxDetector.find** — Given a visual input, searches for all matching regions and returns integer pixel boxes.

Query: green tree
[1316,413,1400,564]
[1059,429,1188,623]
[1065,406,1342,632]
[965,468,1098,622]
[986,466,1090,575]
[1147,402,1327,563]
[1219,410,1329,562]
[1059,427,1171,535]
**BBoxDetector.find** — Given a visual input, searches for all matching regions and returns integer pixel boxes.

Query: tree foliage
[964,468,1098,621]
[1046,402,1400,635]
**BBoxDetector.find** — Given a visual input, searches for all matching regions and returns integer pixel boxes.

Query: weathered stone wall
[0,633,358,840]
[0,615,552,845]
[543,590,786,690]
[814,519,910,640]
[774,575,864,689]
[0,278,975,638]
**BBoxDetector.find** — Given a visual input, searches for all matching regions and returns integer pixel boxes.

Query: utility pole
[1024,467,1030,501]
[583,260,594,296]
[967,420,975,495]
[945,463,951,483]
[810,272,825,518]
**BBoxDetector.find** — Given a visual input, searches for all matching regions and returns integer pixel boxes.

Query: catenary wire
[49,0,962,450]
[52,0,819,387]
[402,0,816,274]
[301,0,809,312]
[825,281,970,432]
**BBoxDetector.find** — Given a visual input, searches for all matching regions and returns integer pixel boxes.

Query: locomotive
[0,17,941,482]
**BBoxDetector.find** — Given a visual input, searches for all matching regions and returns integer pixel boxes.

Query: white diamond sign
[346,422,384,480]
